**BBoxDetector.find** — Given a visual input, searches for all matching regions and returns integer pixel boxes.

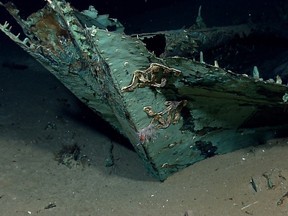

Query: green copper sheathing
[2,0,288,180]
[89,29,189,178]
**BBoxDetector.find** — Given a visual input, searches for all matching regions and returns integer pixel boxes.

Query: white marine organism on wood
[143,100,187,129]
[121,63,181,92]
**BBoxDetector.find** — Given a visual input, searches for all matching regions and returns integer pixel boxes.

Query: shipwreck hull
[1,0,288,180]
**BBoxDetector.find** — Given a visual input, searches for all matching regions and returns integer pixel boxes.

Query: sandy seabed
[1,35,288,216]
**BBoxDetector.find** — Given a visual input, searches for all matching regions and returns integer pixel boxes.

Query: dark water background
[0,0,284,33]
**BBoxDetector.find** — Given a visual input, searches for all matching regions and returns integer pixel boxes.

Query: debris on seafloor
[277,192,288,206]
[105,141,115,167]
[44,202,57,210]
[250,177,258,192]
[262,171,276,189]
[55,144,90,168]
[1,0,288,180]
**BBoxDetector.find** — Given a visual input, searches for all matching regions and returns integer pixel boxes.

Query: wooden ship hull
[1,0,288,180]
